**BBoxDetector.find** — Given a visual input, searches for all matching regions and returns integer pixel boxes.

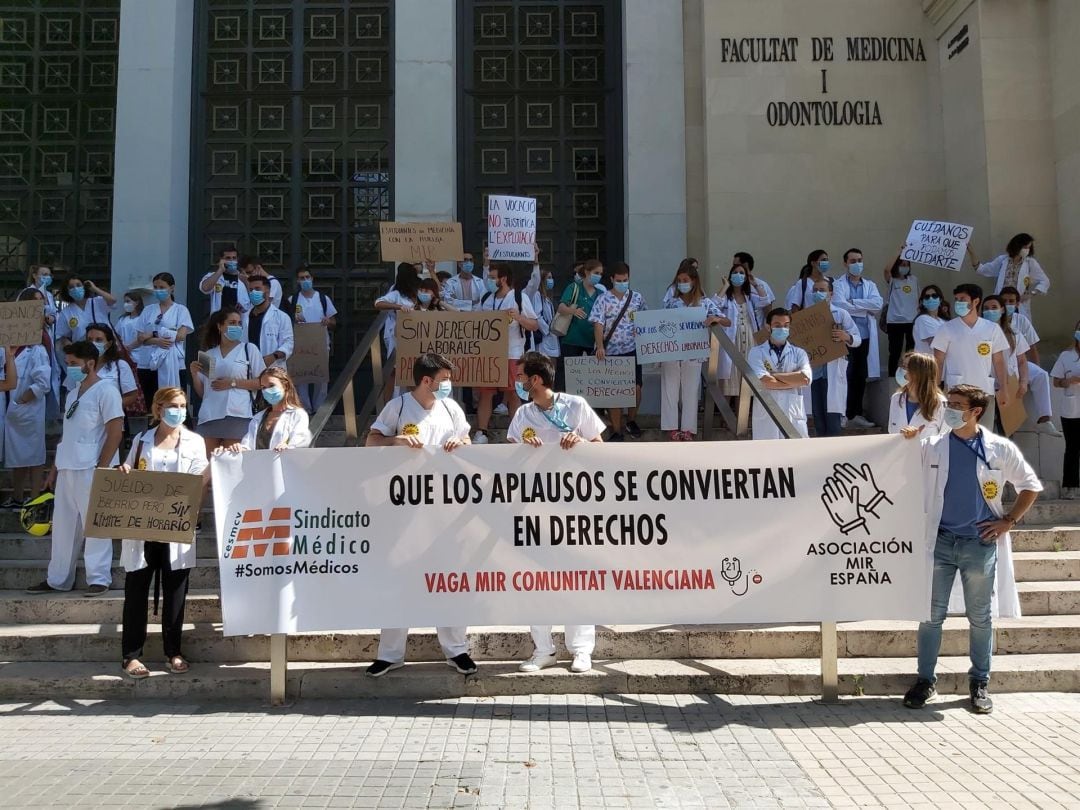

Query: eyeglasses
[65,398,80,419]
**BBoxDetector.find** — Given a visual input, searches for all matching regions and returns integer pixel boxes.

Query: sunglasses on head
[65,398,80,419]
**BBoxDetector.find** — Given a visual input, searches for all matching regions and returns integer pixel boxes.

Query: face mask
[730,272,746,287]
[848,262,864,276]
[225,260,238,272]
[153,288,170,302]
[1075,330,1080,343]
[69,286,85,301]
[895,368,908,387]
[515,380,531,402]
[249,290,265,306]
[65,365,87,385]
[40,275,52,288]
[417,291,433,305]
[811,290,829,303]
[300,279,313,292]
[899,264,910,276]
[225,324,244,342]
[613,281,630,294]
[91,341,107,356]
[485,278,498,293]
[162,407,185,428]
[943,407,968,430]
[1020,247,1030,259]
[1005,304,1017,316]
[923,296,940,311]
[262,386,285,406]
[677,282,693,295]
[589,273,602,285]
[954,301,971,317]
[771,327,790,342]
[123,301,135,314]
[461,261,474,275]
[818,260,830,272]
[433,380,452,400]
[545,277,554,290]
[982,308,1002,323]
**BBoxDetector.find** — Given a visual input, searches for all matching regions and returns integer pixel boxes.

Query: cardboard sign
[1000,374,1029,438]
[487,195,536,261]
[85,469,204,544]
[901,220,973,271]
[634,307,711,364]
[565,356,638,407]
[395,311,510,387]
[379,221,464,263]
[289,323,330,383]
[0,300,44,347]
[753,302,848,368]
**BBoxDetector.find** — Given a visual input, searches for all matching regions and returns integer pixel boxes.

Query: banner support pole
[819,621,839,703]
[270,634,287,705]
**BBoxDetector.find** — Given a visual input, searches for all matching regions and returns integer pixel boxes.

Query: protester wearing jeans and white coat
[831,253,883,426]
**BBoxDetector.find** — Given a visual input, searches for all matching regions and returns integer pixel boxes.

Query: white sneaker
[570,653,592,673]
[518,652,558,672]
[840,416,848,429]
[848,415,876,429]
[493,403,509,416]
[472,430,489,445]
[1036,420,1063,437]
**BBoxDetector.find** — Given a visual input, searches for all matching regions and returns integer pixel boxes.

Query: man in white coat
[747,308,812,440]
[831,248,883,428]
[901,384,1042,715]
[242,275,294,370]
[26,341,124,596]
[807,278,860,437]
[441,251,485,311]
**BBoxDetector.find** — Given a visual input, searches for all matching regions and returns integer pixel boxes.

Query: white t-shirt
[480,289,538,360]
[1011,312,1039,349]
[97,360,137,396]
[375,289,414,353]
[913,314,943,355]
[55,378,124,469]
[115,314,151,369]
[291,290,339,324]
[371,392,470,446]
[196,342,266,423]
[56,298,111,343]
[1050,349,1080,419]
[931,316,1009,393]
[886,275,919,324]
[1003,333,1031,379]
[507,393,606,444]
[135,302,194,341]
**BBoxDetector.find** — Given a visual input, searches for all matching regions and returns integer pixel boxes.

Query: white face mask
[1019,247,1030,259]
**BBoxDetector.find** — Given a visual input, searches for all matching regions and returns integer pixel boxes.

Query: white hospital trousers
[48,468,113,590]
[531,625,595,656]
[377,627,469,663]
[661,360,702,433]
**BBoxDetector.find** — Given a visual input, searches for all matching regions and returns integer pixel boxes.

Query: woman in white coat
[4,288,51,508]
[27,265,60,419]
[118,387,208,679]
[912,284,951,355]
[234,367,312,451]
[888,352,947,436]
[968,233,1049,321]
[0,347,18,497]
[136,272,193,401]
[712,267,756,406]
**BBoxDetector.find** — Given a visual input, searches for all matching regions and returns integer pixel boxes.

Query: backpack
[480,287,541,350]
[287,291,328,322]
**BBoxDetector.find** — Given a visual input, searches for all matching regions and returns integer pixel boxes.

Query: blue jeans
[810,377,842,437]
[917,528,997,684]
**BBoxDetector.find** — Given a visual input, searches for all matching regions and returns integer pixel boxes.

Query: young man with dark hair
[747,308,812,440]
[200,244,250,314]
[239,256,283,309]
[508,352,605,673]
[590,262,646,441]
[831,247,883,428]
[902,384,1042,714]
[442,249,484,311]
[364,353,475,676]
[26,341,124,596]
[243,275,294,370]
[286,266,338,412]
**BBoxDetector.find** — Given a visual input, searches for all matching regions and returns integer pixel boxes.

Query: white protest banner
[633,307,711,364]
[902,220,974,271]
[487,195,536,261]
[213,436,929,636]
[565,356,637,408]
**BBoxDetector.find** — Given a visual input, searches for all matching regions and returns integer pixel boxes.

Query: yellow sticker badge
[764,361,774,373]
[522,427,537,441]
[137,457,148,471]
[982,479,1000,501]
[902,285,912,294]
[977,342,991,356]
[68,316,78,329]
[402,424,420,436]
[1024,276,1032,289]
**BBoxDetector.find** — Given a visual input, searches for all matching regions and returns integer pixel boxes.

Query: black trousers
[557,343,592,392]
[121,543,190,662]
[1064,417,1080,489]
[845,340,870,419]
[885,322,915,377]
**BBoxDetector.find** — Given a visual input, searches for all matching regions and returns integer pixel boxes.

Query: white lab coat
[975,255,1050,320]
[240,407,313,450]
[442,274,485,311]
[242,305,294,369]
[120,428,208,572]
[831,275,883,380]
[5,346,51,467]
[747,341,811,440]
[919,429,1043,618]
[712,293,764,382]
[819,306,862,415]
[887,390,948,436]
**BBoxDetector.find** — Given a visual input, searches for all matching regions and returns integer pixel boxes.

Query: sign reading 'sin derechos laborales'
[213,436,928,636]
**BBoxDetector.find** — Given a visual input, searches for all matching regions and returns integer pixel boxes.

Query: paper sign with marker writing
[487,195,536,261]
[902,220,973,271]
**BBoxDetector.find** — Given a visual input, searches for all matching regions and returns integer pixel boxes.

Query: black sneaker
[448,653,478,675]
[902,679,937,709]
[608,432,624,442]
[625,420,643,439]
[969,681,993,714]
[365,660,404,678]
[25,581,60,594]
[0,497,23,510]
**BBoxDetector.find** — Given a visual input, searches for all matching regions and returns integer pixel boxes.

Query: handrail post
[343,380,358,444]
[270,633,287,705]
[819,621,839,703]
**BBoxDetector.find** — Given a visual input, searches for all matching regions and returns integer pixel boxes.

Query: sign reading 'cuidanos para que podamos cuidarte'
[212,436,929,636]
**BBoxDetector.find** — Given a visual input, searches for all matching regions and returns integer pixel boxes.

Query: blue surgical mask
[613,281,630,294]
[923,296,940,311]
[1005,304,1016,316]
[91,341,107,355]
[417,291,433,305]
[40,275,52,288]
[954,301,971,317]
[65,365,87,385]
[461,261,474,275]
[848,262,864,276]
[123,301,136,314]
[262,386,285,405]
[1074,330,1080,343]
[225,324,244,342]
[677,282,693,295]
[69,286,85,301]
[545,277,554,290]
[818,260,830,272]
[515,380,530,401]
[485,278,498,293]
[162,407,185,428]
[300,279,313,292]
[225,260,238,272]
[811,290,829,303]
[982,308,1002,323]
[943,407,968,430]
[895,368,908,387]
[771,327,790,342]
[730,273,746,287]
[153,288,170,302]
[434,380,453,400]
[249,290,265,306]
[589,273,602,285]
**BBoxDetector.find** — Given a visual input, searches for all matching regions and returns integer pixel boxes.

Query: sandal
[123,659,150,680]
[166,655,189,674]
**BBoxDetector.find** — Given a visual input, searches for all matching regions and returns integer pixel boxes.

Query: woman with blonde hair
[117,387,208,678]
[888,352,947,436]
[235,367,312,451]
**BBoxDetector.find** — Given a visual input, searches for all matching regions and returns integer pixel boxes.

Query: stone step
[1013,551,1080,582]
[1018,581,1080,615]
[1010,525,1080,552]
[0,533,219,560]
[4,616,1080,663]
[2,654,1078,701]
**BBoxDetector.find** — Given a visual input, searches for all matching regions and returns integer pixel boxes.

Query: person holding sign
[3,288,51,510]
[807,278,859,438]
[117,387,209,679]
[590,262,646,441]
[998,286,1060,437]
[286,266,338,412]
[912,284,950,355]
[1050,322,1080,499]
[881,250,919,378]
[980,295,1031,434]
[236,368,312,451]
[199,245,250,315]
[831,249,882,429]
[969,233,1049,321]
[135,272,194,399]
[747,308,812,440]
[888,352,947,436]
[507,352,605,674]
[364,353,476,678]
[26,341,124,596]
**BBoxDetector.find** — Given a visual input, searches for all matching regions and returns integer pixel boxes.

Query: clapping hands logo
[658,321,677,339]
[820,462,893,536]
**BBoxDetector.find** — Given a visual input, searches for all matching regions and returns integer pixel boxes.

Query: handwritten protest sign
[289,323,330,383]
[634,308,710,364]
[196,350,217,379]
[487,195,536,261]
[901,220,973,271]
[1000,375,1029,438]
[0,300,44,347]
[565,356,637,407]
[379,222,464,263]
[752,302,847,368]
[85,469,203,544]
[395,311,509,387]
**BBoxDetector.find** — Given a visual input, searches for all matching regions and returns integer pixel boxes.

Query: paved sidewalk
[1,693,1079,809]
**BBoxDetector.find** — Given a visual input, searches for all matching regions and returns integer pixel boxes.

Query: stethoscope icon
[721,557,749,596]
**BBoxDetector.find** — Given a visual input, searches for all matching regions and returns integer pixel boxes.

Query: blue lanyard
[538,394,573,434]
[951,430,989,466]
